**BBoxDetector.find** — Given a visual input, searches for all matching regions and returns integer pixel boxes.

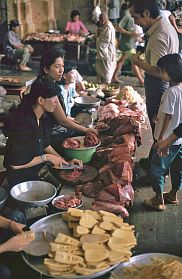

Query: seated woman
[3,20,34,72]
[65,10,88,35]
[0,215,33,279]
[39,46,96,153]
[3,77,82,188]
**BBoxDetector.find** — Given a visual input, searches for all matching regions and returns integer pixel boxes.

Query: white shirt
[160,10,171,23]
[154,84,182,145]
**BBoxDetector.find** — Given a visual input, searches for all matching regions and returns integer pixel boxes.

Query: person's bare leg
[132,64,144,85]
[112,53,128,82]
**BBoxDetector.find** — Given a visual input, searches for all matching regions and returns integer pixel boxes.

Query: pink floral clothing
[65,20,88,34]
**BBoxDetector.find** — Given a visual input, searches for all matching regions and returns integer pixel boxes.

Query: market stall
[2,80,182,279]
[0,74,36,99]
[24,32,94,61]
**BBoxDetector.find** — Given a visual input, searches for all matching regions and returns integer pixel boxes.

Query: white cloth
[154,84,182,145]
[92,5,101,22]
[133,24,144,48]
[160,9,171,23]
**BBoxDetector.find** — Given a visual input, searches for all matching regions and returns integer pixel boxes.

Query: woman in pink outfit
[65,10,88,35]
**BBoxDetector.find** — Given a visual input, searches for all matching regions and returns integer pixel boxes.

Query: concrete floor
[0,63,182,278]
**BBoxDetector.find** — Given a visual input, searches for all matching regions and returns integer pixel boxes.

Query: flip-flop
[143,199,166,211]
[163,192,178,205]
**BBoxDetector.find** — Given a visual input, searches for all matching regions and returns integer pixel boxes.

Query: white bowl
[52,194,82,211]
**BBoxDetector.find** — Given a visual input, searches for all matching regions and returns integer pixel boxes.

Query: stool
[1,55,20,72]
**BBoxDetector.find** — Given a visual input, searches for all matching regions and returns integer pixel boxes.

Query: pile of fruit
[84,81,101,90]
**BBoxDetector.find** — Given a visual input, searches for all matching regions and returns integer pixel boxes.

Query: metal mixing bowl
[10,181,57,207]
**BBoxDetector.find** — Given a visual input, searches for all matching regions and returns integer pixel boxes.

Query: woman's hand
[86,127,98,135]
[9,220,26,234]
[69,159,83,168]
[1,233,33,252]
[46,154,68,169]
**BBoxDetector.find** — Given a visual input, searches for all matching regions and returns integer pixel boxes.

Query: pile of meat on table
[24,33,86,43]
[82,87,145,218]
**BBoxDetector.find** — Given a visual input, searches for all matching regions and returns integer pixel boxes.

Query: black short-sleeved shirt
[3,108,50,186]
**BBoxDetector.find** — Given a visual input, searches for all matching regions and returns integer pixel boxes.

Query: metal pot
[10,181,57,207]
[74,96,101,108]
[0,187,8,211]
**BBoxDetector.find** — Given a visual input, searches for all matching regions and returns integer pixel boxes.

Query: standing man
[95,12,116,84]
[129,0,179,167]
[107,0,121,24]
[129,0,179,138]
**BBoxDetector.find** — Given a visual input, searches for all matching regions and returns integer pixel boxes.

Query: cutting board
[59,165,98,185]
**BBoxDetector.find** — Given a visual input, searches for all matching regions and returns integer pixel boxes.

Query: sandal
[143,198,166,211]
[163,192,178,205]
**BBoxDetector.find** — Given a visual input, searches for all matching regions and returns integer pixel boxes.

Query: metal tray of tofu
[22,213,119,279]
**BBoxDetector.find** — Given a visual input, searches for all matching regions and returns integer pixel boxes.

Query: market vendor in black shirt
[39,45,96,153]
[3,77,82,188]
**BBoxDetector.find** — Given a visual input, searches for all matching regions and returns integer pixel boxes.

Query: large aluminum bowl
[10,181,57,207]
[74,96,101,108]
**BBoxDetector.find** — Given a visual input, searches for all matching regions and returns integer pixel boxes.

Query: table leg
[77,44,81,60]
[0,55,5,75]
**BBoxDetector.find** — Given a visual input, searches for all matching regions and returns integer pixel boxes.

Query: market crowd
[0,0,182,278]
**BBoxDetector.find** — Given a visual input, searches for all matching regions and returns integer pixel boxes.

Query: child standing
[144,53,182,211]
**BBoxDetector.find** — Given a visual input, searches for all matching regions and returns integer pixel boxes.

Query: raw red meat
[122,133,136,153]
[95,122,109,131]
[98,103,120,121]
[53,195,81,209]
[63,170,82,181]
[92,201,129,218]
[111,160,133,182]
[113,123,134,137]
[105,183,133,205]
[109,116,132,131]
[99,135,114,146]
[84,132,100,147]
[95,190,117,203]
[110,153,132,164]
[63,138,80,149]
[83,182,97,198]
[124,183,134,204]
[96,147,114,163]
[99,164,111,174]
[109,143,130,157]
